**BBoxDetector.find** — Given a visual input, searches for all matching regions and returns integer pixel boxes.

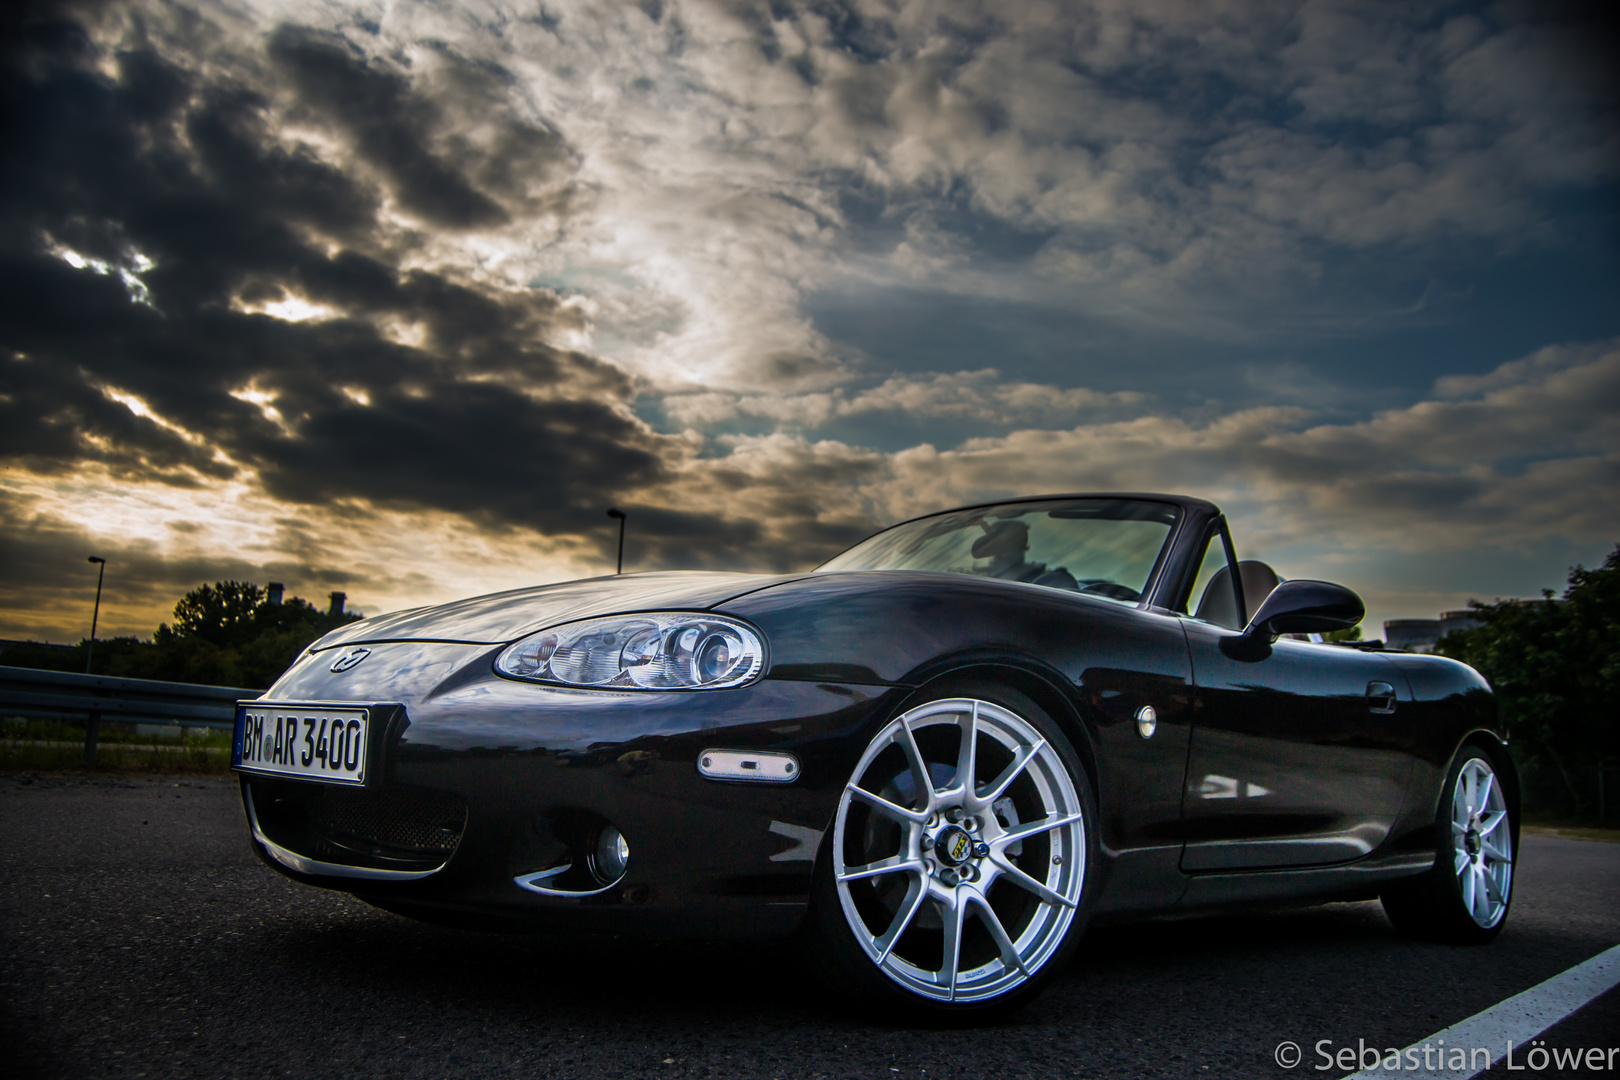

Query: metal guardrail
[0,664,261,763]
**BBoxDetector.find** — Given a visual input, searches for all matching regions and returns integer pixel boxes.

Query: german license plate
[234,704,369,786]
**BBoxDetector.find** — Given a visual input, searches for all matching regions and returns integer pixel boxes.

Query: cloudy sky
[2,0,1617,644]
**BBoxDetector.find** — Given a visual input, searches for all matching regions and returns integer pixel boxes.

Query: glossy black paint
[234,492,1512,938]
[720,571,1198,915]
[1243,579,1366,640]
[256,638,895,936]
[1179,623,1413,871]
[313,571,813,648]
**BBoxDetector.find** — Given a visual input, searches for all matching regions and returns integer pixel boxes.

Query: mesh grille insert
[309,786,467,855]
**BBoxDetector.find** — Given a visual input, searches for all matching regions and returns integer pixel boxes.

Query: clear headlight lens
[495,613,767,690]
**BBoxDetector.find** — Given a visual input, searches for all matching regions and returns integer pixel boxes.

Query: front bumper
[237,641,901,938]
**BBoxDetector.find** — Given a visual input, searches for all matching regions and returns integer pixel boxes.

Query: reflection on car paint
[767,821,823,863]
[1195,774,1272,799]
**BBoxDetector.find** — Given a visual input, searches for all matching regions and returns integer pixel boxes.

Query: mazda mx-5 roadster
[233,493,1516,1018]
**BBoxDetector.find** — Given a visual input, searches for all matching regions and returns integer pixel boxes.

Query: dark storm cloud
[0,6,727,546]
[267,26,507,229]
[609,495,874,573]
[182,80,379,242]
[610,504,767,571]
[5,0,1611,650]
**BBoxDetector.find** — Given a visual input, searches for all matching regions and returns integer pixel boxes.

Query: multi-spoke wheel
[809,687,1094,1018]
[1449,756,1514,928]
[1382,746,1516,944]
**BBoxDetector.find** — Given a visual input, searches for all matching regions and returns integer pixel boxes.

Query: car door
[1175,522,1414,871]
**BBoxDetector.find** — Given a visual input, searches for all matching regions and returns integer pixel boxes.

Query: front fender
[719,573,1196,868]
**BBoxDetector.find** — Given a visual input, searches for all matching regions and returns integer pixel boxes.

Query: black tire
[807,680,1097,1023]
[1381,745,1515,944]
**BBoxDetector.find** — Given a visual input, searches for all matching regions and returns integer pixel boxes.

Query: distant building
[1384,601,1549,652]
[1439,609,1482,636]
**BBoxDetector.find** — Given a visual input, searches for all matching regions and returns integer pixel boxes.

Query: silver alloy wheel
[1452,756,1513,928]
[831,697,1086,1004]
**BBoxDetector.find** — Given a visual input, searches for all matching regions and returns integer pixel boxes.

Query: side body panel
[1379,651,1509,852]
[1174,649,1506,912]
[1178,625,1415,870]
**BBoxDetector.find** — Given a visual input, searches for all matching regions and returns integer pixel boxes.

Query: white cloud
[8,329,1614,642]
[18,0,1611,645]
[49,241,157,307]
[651,335,1620,564]
[662,369,1145,427]
[233,294,341,322]
[100,0,1614,392]
[845,338,1620,556]
[641,334,1620,631]
[0,465,608,640]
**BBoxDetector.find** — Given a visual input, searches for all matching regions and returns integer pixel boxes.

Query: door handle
[1366,681,1396,715]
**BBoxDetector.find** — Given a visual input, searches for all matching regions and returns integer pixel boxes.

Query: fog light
[592,825,629,883]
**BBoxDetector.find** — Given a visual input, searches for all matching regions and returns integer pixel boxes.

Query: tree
[1,581,363,689]
[1437,545,1620,819]
[170,581,265,648]
[143,583,363,687]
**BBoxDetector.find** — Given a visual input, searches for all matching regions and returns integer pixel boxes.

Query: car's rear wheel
[1381,746,1515,943]
[809,685,1095,1020]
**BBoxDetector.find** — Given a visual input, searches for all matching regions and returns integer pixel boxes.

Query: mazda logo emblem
[329,647,371,673]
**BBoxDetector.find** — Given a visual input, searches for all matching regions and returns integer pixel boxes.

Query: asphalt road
[2,773,1616,1080]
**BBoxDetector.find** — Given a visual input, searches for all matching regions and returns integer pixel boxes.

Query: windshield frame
[815,494,1192,607]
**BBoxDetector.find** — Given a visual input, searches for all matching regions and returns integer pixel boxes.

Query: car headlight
[494,613,767,690]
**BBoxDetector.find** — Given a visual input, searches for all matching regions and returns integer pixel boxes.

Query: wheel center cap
[936,825,973,866]
[1464,830,1481,856]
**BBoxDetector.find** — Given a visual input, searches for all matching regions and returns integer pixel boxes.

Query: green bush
[1437,545,1620,821]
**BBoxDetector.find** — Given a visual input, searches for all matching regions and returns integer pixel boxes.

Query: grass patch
[1,717,232,775]
[1522,824,1620,844]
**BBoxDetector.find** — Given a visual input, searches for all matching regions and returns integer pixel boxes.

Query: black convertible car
[233,493,1516,1017]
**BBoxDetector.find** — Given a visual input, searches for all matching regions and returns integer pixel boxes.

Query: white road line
[1342,943,1620,1080]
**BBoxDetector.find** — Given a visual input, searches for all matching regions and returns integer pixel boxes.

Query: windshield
[817,498,1179,603]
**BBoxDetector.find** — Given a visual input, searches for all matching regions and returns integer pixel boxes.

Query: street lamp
[85,556,106,674]
[606,508,627,574]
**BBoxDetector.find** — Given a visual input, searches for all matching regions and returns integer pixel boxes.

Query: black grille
[310,786,467,855]
[247,778,470,874]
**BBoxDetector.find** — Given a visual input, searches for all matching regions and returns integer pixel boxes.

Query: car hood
[310,571,812,650]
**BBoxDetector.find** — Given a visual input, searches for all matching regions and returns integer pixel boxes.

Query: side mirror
[1242,579,1364,641]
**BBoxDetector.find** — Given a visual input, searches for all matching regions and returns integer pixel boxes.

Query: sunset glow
[2,0,1615,644]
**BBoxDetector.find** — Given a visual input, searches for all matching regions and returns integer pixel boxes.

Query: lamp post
[85,556,106,675]
[606,508,627,574]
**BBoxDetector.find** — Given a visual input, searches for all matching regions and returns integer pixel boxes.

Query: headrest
[971,520,1029,559]
[1238,561,1281,611]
